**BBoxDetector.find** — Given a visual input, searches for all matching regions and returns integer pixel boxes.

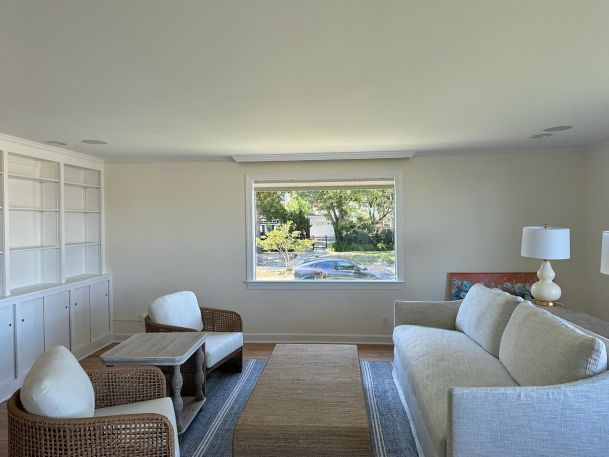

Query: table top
[100,332,206,366]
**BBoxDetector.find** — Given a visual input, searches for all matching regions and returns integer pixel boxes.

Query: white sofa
[393,284,609,457]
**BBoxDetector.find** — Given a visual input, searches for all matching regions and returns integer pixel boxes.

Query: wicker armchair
[8,366,176,457]
[145,306,243,395]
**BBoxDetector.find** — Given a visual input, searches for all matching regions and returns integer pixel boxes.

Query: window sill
[245,280,405,290]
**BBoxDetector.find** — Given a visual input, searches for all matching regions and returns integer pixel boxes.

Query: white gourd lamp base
[531,260,561,306]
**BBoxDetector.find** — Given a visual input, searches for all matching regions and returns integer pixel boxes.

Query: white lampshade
[521,226,570,260]
[602,231,609,275]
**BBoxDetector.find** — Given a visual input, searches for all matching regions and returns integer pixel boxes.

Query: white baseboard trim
[113,332,393,345]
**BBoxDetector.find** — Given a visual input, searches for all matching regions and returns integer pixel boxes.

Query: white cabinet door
[16,298,45,378]
[70,286,91,353]
[90,281,110,342]
[43,291,71,350]
[0,305,16,384]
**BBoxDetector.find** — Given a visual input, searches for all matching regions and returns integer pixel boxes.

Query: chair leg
[225,349,243,373]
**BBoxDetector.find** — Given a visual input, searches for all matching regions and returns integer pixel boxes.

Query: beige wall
[105,148,589,342]
[586,142,609,320]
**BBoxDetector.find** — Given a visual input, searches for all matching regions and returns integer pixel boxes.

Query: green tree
[301,190,362,243]
[256,222,314,271]
[256,191,287,224]
[285,195,312,238]
[359,189,394,226]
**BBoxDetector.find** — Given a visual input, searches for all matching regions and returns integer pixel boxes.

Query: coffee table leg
[171,364,184,432]
[194,344,205,401]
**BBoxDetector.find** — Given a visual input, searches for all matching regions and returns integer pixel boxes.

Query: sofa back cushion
[149,291,204,331]
[499,302,608,385]
[455,283,523,357]
[20,345,95,418]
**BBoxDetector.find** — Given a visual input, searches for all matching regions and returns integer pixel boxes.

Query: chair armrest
[448,372,609,457]
[201,307,243,332]
[394,300,461,329]
[8,392,175,457]
[87,366,166,408]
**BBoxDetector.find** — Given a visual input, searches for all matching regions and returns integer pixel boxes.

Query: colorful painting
[448,272,537,300]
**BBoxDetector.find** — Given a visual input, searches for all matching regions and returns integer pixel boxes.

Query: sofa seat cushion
[94,397,179,457]
[499,302,608,386]
[150,291,204,331]
[455,283,522,357]
[205,332,243,368]
[20,345,95,419]
[393,325,518,457]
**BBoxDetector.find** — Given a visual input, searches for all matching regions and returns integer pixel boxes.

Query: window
[246,172,404,288]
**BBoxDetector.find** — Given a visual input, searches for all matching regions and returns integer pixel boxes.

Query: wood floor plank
[0,341,393,456]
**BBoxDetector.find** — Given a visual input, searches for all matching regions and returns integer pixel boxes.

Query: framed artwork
[448,272,537,300]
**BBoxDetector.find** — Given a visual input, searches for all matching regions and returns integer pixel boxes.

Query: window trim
[245,170,405,290]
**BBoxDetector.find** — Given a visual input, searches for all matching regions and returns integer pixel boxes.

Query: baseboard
[244,332,392,344]
[113,332,392,345]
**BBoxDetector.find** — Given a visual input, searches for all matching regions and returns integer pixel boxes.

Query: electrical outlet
[381,316,389,327]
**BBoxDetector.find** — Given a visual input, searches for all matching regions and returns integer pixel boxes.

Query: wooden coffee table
[100,332,206,433]
[233,344,372,456]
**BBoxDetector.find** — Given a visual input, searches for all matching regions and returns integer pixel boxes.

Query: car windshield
[336,261,356,270]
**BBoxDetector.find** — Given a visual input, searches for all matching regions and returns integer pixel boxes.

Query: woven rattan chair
[145,301,243,395]
[8,366,176,457]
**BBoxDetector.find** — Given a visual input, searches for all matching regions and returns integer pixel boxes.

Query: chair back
[149,291,204,331]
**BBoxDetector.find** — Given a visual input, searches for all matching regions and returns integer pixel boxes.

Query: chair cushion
[149,291,204,331]
[393,325,517,457]
[95,397,179,457]
[20,345,95,418]
[499,302,608,386]
[455,283,522,357]
[205,332,243,368]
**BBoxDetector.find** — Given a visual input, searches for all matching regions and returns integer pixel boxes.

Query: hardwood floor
[0,342,393,456]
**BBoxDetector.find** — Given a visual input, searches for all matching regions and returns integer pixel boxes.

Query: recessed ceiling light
[46,140,67,146]
[81,139,108,145]
[543,125,573,132]
[530,133,552,139]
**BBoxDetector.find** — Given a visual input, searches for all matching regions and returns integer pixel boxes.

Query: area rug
[179,359,419,457]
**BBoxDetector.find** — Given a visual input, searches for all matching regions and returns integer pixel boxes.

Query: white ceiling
[1,0,609,160]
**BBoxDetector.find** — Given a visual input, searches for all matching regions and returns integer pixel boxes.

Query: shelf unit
[0,143,105,297]
[64,165,102,280]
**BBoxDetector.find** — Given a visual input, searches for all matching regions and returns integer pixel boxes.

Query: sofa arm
[448,372,609,457]
[394,300,462,329]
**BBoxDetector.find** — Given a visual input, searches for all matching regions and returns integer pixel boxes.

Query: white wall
[586,142,609,320]
[106,148,589,342]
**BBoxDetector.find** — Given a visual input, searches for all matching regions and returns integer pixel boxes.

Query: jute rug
[179,359,418,457]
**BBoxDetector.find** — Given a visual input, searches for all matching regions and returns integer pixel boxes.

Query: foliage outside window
[254,180,396,281]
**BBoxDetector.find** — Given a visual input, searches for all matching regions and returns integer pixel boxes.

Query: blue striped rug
[179,359,419,457]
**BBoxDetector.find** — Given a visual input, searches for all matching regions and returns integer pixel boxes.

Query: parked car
[293,258,390,280]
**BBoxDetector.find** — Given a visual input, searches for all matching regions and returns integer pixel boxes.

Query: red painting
[448,272,537,300]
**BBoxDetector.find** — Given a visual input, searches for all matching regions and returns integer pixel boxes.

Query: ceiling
[1,0,609,160]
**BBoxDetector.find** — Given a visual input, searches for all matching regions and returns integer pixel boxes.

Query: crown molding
[0,132,105,164]
[232,150,415,163]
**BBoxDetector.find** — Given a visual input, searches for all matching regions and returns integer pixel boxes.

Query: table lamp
[602,231,609,275]
[521,225,570,306]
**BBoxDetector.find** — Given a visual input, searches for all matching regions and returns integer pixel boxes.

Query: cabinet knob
[75,303,78,306]
[8,323,11,327]
[21,318,24,322]
[65,305,68,309]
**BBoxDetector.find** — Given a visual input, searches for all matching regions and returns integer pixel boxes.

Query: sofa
[393,283,609,457]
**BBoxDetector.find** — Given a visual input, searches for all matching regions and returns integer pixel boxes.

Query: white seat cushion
[95,397,179,457]
[20,345,95,418]
[205,332,243,368]
[393,325,518,457]
[149,291,204,331]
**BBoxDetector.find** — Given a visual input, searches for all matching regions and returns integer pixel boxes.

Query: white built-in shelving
[0,139,105,296]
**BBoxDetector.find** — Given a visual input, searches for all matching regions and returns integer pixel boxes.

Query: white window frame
[245,170,405,290]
